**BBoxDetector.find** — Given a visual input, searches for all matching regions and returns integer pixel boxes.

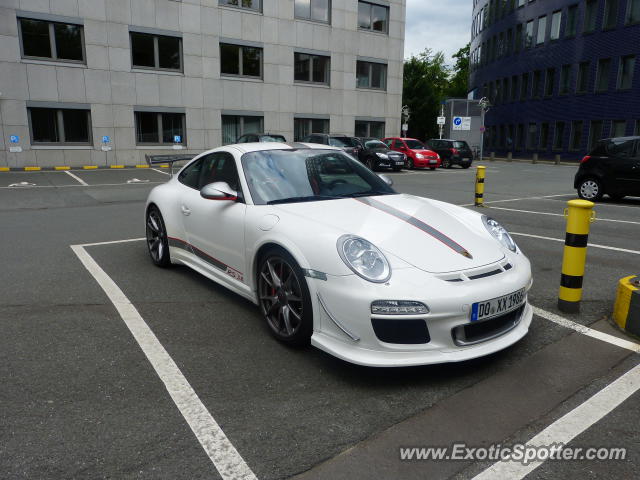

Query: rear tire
[257,248,313,347]
[442,159,452,169]
[462,163,471,169]
[577,178,603,201]
[429,167,436,170]
[146,206,171,267]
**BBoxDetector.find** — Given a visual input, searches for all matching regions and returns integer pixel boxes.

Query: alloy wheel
[259,256,304,338]
[146,209,167,264]
[579,180,599,200]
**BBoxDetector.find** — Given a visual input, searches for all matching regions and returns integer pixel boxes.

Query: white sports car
[145,143,532,367]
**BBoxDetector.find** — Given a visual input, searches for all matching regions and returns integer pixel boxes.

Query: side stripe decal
[356,197,473,259]
[168,237,244,282]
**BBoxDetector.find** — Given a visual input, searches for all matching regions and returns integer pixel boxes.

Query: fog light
[371,300,429,314]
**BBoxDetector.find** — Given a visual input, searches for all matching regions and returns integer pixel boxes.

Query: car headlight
[376,152,388,159]
[416,153,425,159]
[337,235,391,283]
[482,216,517,252]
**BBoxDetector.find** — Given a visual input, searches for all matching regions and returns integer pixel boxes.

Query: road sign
[174,135,182,143]
[452,117,471,131]
[437,116,446,125]
[10,135,19,143]
[402,124,408,131]
[102,135,110,143]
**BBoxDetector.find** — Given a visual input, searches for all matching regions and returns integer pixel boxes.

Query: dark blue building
[469,0,640,160]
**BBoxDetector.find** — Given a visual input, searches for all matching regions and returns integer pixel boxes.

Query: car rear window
[453,141,470,149]
[329,137,351,147]
[261,135,286,143]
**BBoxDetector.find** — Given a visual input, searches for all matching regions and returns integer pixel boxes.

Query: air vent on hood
[440,259,513,283]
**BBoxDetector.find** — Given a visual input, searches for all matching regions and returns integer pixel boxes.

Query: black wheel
[366,157,376,170]
[429,167,436,170]
[442,158,452,169]
[258,248,313,346]
[609,193,626,201]
[462,163,471,169]
[577,178,603,201]
[146,206,171,267]
[407,158,414,169]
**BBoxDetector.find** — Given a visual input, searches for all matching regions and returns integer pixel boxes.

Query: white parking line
[152,168,171,176]
[489,206,640,225]
[64,170,89,186]
[71,242,257,480]
[511,232,640,255]
[533,306,640,352]
[472,362,640,480]
[0,181,163,189]
[80,237,146,248]
[459,193,574,207]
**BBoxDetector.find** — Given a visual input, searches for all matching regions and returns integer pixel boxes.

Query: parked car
[145,143,532,366]
[237,133,286,143]
[426,139,474,169]
[381,137,441,170]
[301,133,359,158]
[354,137,406,171]
[575,136,640,201]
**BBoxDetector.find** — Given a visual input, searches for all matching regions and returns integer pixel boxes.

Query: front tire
[146,206,171,267]
[257,248,313,347]
[577,178,603,201]
[442,158,452,169]
[407,158,414,169]
[429,167,436,170]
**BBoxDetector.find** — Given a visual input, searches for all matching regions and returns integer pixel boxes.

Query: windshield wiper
[267,195,336,205]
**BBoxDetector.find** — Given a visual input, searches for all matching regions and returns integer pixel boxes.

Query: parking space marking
[64,170,88,186]
[152,168,171,176]
[489,206,640,225]
[533,306,640,352]
[71,242,257,480]
[0,181,164,189]
[459,193,575,207]
[472,362,640,480]
[511,232,640,255]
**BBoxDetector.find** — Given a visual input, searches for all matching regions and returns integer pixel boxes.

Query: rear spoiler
[145,153,196,175]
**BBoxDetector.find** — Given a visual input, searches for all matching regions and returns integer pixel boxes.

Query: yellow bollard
[474,166,486,207]
[613,275,640,336]
[558,199,596,313]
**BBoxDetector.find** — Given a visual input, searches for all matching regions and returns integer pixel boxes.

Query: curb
[0,164,169,172]
[481,158,579,166]
[613,275,640,338]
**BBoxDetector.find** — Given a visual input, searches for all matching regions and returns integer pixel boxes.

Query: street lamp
[478,97,491,162]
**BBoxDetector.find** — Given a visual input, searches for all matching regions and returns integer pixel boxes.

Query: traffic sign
[452,117,471,131]
[402,124,408,131]
[10,135,19,143]
[102,135,110,143]
[437,116,446,125]
[174,135,182,143]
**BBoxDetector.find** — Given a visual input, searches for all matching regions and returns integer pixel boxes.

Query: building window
[516,124,525,150]
[566,4,579,36]
[617,55,635,89]
[577,61,590,92]
[515,23,523,52]
[570,120,583,150]
[520,72,529,100]
[532,70,542,98]
[294,118,329,141]
[294,53,330,84]
[135,111,185,145]
[506,28,513,54]
[536,16,547,44]
[355,120,385,138]
[131,32,181,71]
[584,0,598,33]
[527,123,537,150]
[611,120,627,137]
[517,0,525,7]
[511,75,519,101]
[28,107,91,145]
[18,18,84,62]
[550,10,562,39]
[525,20,534,48]
[295,0,331,23]
[220,43,262,78]
[553,121,565,150]
[222,115,263,145]
[626,0,640,23]
[539,122,549,150]
[636,119,640,135]
[356,61,387,90]
[603,0,619,29]
[358,1,389,33]
[588,120,603,149]
[559,64,571,94]
[595,58,611,91]
[545,68,555,96]
[218,0,261,12]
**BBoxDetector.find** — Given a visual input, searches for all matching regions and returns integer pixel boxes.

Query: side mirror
[378,174,393,187]
[200,181,238,201]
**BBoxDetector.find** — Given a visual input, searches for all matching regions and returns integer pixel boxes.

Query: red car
[382,137,441,170]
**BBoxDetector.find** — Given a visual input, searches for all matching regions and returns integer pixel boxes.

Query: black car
[354,137,405,171]
[426,139,473,168]
[574,136,640,201]
[300,133,359,158]
[236,133,286,143]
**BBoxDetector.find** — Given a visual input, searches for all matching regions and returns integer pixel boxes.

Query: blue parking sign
[10,135,19,143]
[453,117,462,126]
[173,135,182,143]
[102,135,110,143]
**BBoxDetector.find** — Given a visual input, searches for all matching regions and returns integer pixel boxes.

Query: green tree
[447,43,470,98]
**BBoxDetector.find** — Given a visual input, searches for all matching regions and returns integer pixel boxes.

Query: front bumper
[307,256,532,367]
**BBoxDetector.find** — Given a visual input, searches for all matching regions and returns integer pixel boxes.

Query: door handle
[181,205,191,216]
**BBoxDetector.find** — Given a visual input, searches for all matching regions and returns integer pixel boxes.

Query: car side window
[383,139,393,147]
[178,157,205,189]
[607,140,636,158]
[201,152,241,191]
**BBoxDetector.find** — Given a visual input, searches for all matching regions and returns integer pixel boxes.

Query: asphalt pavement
[1,162,638,479]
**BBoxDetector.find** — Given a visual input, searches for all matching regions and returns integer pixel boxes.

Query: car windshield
[329,137,352,147]
[241,149,396,205]
[453,141,469,149]
[405,139,425,149]
[260,135,286,143]
[365,140,388,149]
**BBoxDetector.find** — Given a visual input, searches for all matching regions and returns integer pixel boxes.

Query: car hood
[411,149,437,156]
[271,194,504,273]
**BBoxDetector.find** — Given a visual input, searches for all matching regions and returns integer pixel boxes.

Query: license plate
[471,288,526,322]
[395,160,404,165]
[429,159,438,164]
[462,158,470,162]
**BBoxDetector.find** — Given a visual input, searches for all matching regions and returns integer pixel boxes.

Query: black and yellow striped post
[474,166,486,207]
[558,199,596,313]
[613,275,640,337]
